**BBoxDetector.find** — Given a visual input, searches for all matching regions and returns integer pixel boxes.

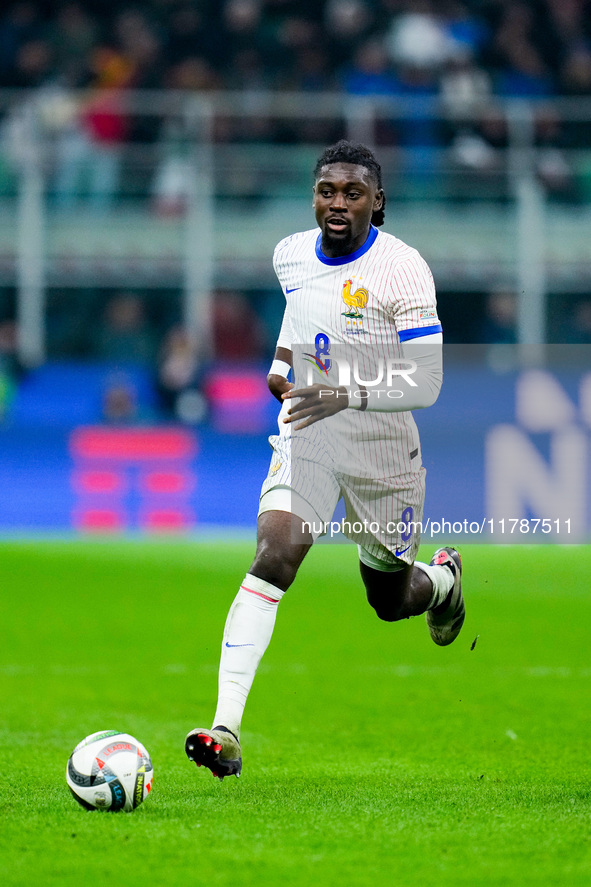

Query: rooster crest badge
[341,278,369,334]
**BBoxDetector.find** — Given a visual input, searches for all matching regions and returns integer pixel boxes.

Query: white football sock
[414,561,454,610]
[212,573,284,738]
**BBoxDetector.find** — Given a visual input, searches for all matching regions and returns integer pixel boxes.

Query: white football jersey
[272,225,442,479]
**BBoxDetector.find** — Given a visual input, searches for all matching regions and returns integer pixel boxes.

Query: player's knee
[249,543,300,592]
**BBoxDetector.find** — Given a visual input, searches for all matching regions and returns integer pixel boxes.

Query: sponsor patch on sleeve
[419,309,437,320]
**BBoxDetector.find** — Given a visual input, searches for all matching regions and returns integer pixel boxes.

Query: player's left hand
[282,383,349,429]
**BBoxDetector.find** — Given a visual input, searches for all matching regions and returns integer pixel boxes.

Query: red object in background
[141,509,194,532]
[212,292,265,361]
[70,427,198,533]
[70,427,197,460]
[204,367,270,433]
[72,469,126,494]
[204,371,267,405]
[83,96,129,143]
[74,508,125,532]
[141,470,193,495]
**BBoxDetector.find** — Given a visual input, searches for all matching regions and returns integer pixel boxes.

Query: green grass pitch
[1,540,590,886]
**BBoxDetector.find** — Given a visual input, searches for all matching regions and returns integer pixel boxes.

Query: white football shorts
[259,431,425,569]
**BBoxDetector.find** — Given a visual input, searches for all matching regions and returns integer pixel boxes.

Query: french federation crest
[342,278,369,334]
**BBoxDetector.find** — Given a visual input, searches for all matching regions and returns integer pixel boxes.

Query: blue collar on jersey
[315,224,379,265]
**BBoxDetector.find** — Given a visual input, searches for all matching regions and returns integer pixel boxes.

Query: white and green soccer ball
[66,730,153,812]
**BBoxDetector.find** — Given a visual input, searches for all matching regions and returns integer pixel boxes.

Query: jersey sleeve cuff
[398,323,442,342]
[344,384,368,411]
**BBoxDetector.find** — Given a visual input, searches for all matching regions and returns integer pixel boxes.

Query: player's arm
[400,333,442,407]
[346,332,442,413]
[267,346,294,402]
[282,335,442,427]
[267,306,294,402]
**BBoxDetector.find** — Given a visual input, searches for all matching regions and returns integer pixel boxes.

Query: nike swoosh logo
[225,642,255,648]
[286,286,302,294]
[395,545,411,556]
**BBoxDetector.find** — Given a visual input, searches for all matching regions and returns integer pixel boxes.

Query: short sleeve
[276,305,294,350]
[389,252,442,342]
[273,235,294,289]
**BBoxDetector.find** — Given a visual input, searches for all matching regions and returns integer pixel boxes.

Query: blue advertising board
[0,349,588,542]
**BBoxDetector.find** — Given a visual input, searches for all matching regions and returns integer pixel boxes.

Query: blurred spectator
[496,43,555,98]
[480,290,517,344]
[47,2,98,85]
[443,1,490,60]
[150,115,191,217]
[534,108,574,198]
[151,54,222,215]
[164,2,222,70]
[544,0,589,65]
[341,38,399,96]
[0,1,44,86]
[93,293,157,365]
[102,379,138,423]
[223,46,267,92]
[392,60,443,187]
[165,55,221,92]
[157,324,204,418]
[0,320,19,420]
[559,45,591,196]
[213,290,265,361]
[440,50,492,120]
[51,8,165,210]
[443,108,511,202]
[219,0,268,85]
[325,0,375,71]
[52,46,132,211]
[274,16,324,91]
[446,126,501,200]
[561,45,591,95]
[286,43,333,92]
[478,108,509,152]
[110,10,163,144]
[493,4,555,98]
[11,37,54,88]
[340,37,400,145]
[113,9,157,72]
[560,298,591,344]
[386,4,455,70]
[342,27,443,168]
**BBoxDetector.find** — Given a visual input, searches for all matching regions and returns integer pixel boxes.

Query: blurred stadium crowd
[4,0,591,164]
[1,0,591,426]
[1,0,591,99]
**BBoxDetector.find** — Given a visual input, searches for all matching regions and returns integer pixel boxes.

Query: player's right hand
[267,374,294,403]
[281,383,349,429]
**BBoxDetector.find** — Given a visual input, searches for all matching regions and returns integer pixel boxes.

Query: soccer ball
[66,730,154,812]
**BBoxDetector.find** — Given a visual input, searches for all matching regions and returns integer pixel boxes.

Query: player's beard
[321,226,355,257]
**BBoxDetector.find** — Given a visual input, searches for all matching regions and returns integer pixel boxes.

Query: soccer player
[186,140,464,779]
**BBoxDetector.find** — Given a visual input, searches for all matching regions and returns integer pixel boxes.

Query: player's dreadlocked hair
[314,140,386,227]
